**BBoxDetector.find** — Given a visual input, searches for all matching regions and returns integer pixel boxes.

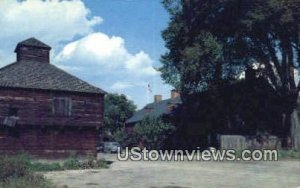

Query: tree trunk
[280,88,299,148]
[281,112,292,148]
[291,109,300,150]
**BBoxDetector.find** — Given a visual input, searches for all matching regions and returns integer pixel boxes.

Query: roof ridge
[48,63,106,93]
[145,97,180,107]
[0,61,106,94]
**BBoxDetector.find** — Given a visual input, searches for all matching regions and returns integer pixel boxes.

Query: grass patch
[0,154,111,188]
[62,156,110,170]
[29,162,63,172]
[278,150,300,159]
[0,174,57,188]
[29,156,110,171]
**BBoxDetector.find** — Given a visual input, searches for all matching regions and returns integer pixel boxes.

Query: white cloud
[0,0,101,43]
[54,32,170,108]
[125,51,159,76]
[111,82,136,90]
[55,32,159,77]
[55,33,128,68]
[0,0,101,64]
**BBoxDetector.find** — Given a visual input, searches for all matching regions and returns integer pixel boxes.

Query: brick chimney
[14,37,51,63]
[154,95,162,103]
[171,89,180,99]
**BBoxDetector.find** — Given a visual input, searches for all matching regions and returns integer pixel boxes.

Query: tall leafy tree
[161,0,300,145]
[104,93,136,135]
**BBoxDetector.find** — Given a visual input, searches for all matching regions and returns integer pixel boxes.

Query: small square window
[52,98,72,116]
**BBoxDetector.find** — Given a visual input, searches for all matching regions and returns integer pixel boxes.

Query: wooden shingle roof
[14,37,51,52]
[0,61,106,94]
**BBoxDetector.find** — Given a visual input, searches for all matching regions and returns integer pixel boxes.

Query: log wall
[0,127,98,157]
[0,87,104,157]
[0,88,104,127]
[16,46,50,63]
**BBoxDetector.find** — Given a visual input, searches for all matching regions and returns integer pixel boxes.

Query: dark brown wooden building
[0,38,106,157]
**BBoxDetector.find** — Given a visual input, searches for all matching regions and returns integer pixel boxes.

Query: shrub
[0,154,31,180]
[0,174,57,188]
[63,156,81,170]
[0,154,58,188]
[96,159,110,169]
[112,128,136,148]
[133,117,175,150]
[0,154,110,188]
[0,154,109,188]
[113,117,176,149]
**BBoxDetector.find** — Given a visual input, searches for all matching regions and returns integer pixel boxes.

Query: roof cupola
[14,37,51,63]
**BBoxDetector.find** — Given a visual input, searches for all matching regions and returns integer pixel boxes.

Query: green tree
[133,117,175,150]
[161,0,300,146]
[104,93,136,135]
[112,128,139,148]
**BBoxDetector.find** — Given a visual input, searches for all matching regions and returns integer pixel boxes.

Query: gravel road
[44,154,300,188]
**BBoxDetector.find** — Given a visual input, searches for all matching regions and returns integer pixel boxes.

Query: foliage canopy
[104,93,136,134]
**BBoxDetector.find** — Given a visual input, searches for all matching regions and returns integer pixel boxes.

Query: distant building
[125,90,181,132]
[0,38,106,157]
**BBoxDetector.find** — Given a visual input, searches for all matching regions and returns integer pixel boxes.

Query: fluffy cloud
[55,32,158,77]
[54,32,160,86]
[0,0,101,42]
[54,32,171,108]
[0,0,101,64]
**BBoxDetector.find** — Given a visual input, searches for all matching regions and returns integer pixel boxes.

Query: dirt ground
[44,154,300,188]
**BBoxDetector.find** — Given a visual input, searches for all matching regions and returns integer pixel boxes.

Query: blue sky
[86,0,168,63]
[0,0,173,109]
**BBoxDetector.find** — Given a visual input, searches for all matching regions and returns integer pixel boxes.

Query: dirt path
[44,156,300,188]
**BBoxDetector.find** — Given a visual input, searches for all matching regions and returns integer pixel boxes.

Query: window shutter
[52,97,72,116]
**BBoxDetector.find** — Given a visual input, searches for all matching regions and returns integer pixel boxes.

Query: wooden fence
[220,135,281,150]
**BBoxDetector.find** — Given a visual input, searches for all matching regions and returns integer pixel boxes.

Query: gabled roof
[0,61,106,94]
[126,97,181,124]
[14,38,51,52]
